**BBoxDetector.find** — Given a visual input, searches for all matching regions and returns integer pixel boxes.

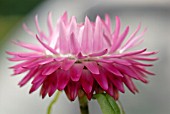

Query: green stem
[47,91,61,114]
[78,95,89,114]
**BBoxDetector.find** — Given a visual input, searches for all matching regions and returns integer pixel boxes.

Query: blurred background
[0,0,170,114]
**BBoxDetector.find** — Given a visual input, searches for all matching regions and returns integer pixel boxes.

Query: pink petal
[70,63,84,81]
[48,84,57,97]
[113,88,119,100]
[30,75,46,93]
[123,75,138,93]
[22,58,53,69]
[86,93,94,100]
[129,24,141,39]
[96,58,113,63]
[121,48,147,57]
[115,64,139,79]
[120,28,146,52]
[14,41,44,52]
[104,14,111,32]
[56,70,70,90]
[36,35,58,54]
[112,58,131,66]
[103,32,112,47]
[7,56,28,61]
[77,52,87,59]
[48,75,58,97]
[32,71,46,84]
[42,63,61,75]
[40,74,58,98]
[14,58,53,69]
[7,51,42,57]
[77,26,84,48]
[134,66,155,75]
[81,70,94,94]
[115,16,120,35]
[34,16,49,41]
[61,59,75,70]
[22,59,46,69]
[38,58,54,65]
[58,22,70,54]
[102,54,123,59]
[85,86,95,100]
[88,49,108,57]
[102,16,113,48]
[69,33,80,55]
[135,73,148,83]
[7,54,43,61]
[106,82,119,100]
[121,24,141,49]
[104,49,147,58]
[93,16,103,52]
[112,79,125,93]
[12,67,28,75]
[131,56,158,61]
[18,67,37,87]
[35,15,41,34]
[81,16,93,54]
[99,62,123,77]
[22,23,36,38]
[18,53,43,58]
[139,51,158,56]
[10,58,36,69]
[107,73,125,93]
[61,11,68,25]
[65,81,80,101]
[40,83,50,98]
[47,12,53,35]
[83,61,99,74]
[117,26,129,47]
[128,59,153,67]
[106,82,114,97]
[93,68,108,90]
[110,26,129,53]
[69,16,77,34]
[54,57,65,62]
[112,16,120,43]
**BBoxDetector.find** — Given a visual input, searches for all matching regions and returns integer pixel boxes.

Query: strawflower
[7,12,157,114]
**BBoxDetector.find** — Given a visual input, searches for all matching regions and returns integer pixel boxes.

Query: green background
[0,0,44,47]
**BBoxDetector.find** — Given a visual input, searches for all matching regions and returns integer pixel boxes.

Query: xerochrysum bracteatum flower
[7,12,157,101]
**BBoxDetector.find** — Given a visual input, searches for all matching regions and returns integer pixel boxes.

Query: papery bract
[8,12,157,101]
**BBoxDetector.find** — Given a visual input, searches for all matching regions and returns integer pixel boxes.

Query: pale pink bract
[7,12,157,101]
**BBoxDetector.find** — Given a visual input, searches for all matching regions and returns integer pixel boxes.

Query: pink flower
[7,12,157,101]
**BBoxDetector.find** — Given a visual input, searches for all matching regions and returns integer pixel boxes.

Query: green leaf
[106,94,121,114]
[94,93,121,114]
[117,101,125,114]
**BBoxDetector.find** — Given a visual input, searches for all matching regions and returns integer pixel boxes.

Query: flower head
[7,12,157,101]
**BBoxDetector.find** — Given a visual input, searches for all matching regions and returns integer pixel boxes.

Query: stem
[78,94,89,114]
[47,91,61,114]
